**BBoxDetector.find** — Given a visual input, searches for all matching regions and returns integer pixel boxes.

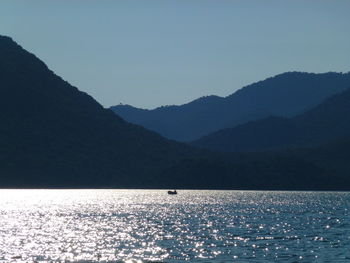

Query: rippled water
[0,190,349,262]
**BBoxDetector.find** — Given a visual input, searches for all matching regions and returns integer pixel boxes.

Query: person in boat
[168,190,177,195]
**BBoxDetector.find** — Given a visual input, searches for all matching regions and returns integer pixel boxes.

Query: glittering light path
[0,190,349,262]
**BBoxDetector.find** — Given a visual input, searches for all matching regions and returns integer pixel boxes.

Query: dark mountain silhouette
[192,87,350,152]
[0,35,197,188]
[111,71,350,142]
[0,35,349,190]
[161,136,350,190]
[300,137,350,178]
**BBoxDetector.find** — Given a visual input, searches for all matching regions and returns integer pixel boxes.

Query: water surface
[0,190,349,262]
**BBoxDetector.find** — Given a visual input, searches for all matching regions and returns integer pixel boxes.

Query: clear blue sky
[1,0,349,109]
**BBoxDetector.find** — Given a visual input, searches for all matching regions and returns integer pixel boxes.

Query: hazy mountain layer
[192,87,350,152]
[111,72,350,141]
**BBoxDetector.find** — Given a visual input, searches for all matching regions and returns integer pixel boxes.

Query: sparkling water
[0,190,349,262]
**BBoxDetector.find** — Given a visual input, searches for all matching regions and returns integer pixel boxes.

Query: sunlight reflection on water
[0,190,349,262]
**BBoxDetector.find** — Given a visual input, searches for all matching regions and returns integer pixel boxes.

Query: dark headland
[0,35,350,190]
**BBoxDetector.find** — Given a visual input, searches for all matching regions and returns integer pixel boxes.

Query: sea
[0,190,349,263]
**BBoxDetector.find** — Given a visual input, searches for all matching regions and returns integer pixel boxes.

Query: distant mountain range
[192,87,350,152]
[0,35,349,190]
[111,71,350,142]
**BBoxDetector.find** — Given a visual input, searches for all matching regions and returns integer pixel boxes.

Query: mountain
[162,136,350,190]
[0,35,197,188]
[297,137,350,178]
[192,87,350,153]
[111,71,350,142]
[0,35,349,190]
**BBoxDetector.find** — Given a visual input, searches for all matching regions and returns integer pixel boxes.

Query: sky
[1,0,350,109]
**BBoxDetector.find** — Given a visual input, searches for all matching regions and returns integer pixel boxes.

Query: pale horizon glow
[1,0,350,109]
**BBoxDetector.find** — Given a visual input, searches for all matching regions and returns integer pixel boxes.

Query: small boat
[167,190,177,195]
